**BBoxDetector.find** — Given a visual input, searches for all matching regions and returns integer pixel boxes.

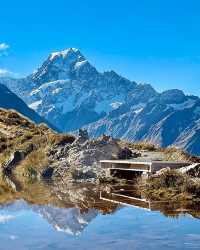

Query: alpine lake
[0,179,200,250]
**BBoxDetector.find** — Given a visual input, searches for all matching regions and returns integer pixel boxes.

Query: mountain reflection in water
[0,181,200,250]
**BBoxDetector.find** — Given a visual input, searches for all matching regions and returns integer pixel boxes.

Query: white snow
[95,94,125,114]
[74,60,87,69]
[50,48,80,61]
[52,88,62,95]
[134,108,143,114]
[131,103,146,112]
[110,102,122,110]
[29,100,42,110]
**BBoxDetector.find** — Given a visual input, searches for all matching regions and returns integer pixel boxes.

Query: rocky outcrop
[117,147,141,159]
[67,135,120,167]
[179,163,200,177]
[50,135,122,182]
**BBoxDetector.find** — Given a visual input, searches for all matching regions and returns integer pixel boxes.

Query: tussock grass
[48,133,75,146]
[132,141,159,151]
[162,147,200,163]
[15,148,49,180]
[119,140,160,151]
[143,169,200,201]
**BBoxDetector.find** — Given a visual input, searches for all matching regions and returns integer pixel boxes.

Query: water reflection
[0,180,200,249]
[0,200,98,235]
[100,184,200,219]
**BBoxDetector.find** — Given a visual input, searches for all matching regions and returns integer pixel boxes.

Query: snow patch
[134,108,143,114]
[74,60,87,69]
[50,48,80,61]
[29,100,42,110]
[52,88,62,95]
[110,102,122,110]
[95,95,125,114]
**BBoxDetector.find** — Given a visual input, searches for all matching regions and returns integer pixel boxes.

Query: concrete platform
[100,159,190,174]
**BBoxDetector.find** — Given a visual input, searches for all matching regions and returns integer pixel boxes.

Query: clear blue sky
[1,0,200,95]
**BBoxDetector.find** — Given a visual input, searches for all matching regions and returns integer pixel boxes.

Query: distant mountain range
[1,48,200,155]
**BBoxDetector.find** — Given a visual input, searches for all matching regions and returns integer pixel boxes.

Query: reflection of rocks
[0,181,119,236]
[3,144,37,175]
[3,151,26,174]
[0,181,200,236]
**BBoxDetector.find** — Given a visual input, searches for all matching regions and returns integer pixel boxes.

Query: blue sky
[0,0,200,95]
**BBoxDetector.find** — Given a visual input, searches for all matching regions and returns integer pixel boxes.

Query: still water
[0,183,200,250]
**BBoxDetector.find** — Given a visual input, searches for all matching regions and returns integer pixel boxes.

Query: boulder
[118,147,133,159]
[76,129,89,144]
[3,150,26,174]
[179,163,200,177]
[154,167,171,176]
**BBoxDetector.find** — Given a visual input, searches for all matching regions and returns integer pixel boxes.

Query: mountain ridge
[1,47,200,154]
[0,83,56,129]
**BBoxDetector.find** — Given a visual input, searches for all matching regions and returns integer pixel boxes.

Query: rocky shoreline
[1,109,200,203]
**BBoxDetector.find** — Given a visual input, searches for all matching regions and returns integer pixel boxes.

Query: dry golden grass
[15,148,49,179]
[132,141,159,151]
[48,133,75,146]
[118,139,160,151]
[143,169,200,201]
[162,147,200,163]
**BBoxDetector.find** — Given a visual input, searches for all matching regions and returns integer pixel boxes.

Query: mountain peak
[49,48,84,61]
[31,48,89,84]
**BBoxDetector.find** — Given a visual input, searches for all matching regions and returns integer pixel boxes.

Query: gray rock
[117,147,133,159]
[179,163,200,177]
[3,150,26,174]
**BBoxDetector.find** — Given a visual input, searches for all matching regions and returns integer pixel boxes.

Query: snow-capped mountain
[33,206,98,235]
[2,47,200,154]
[1,48,135,131]
[86,89,200,155]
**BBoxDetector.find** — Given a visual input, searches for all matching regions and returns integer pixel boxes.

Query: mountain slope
[0,83,55,129]
[86,91,200,155]
[1,48,200,154]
